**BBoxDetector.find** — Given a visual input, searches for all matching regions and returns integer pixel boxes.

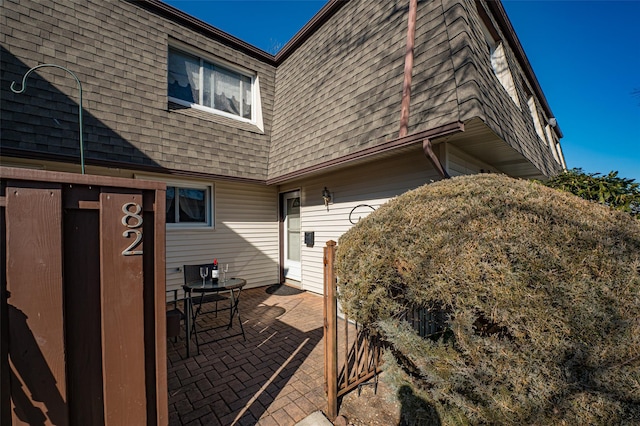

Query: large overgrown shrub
[336,174,640,425]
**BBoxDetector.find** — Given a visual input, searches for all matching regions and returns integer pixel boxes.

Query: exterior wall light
[322,187,332,211]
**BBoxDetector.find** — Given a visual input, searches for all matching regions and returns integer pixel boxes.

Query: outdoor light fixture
[322,187,332,211]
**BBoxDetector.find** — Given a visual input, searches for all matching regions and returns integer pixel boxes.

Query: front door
[282,191,301,282]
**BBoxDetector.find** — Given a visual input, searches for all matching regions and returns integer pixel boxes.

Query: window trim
[477,3,520,107]
[545,124,561,164]
[135,174,215,229]
[527,95,547,144]
[168,43,257,125]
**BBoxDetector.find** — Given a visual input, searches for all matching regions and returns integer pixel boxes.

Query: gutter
[266,121,464,185]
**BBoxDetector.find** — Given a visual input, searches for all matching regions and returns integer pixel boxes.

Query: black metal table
[183,277,246,357]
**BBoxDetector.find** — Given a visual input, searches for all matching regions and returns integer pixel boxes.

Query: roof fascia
[274,0,350,64]
[130,0,277,65]
[486,0,563,138]
[266,121,464,185]
[0,149,267,185]
[131,0,349,67]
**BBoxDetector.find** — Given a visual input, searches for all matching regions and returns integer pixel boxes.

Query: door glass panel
[287,198,300,262]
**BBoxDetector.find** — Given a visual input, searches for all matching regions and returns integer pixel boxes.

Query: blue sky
[164,0,640,182]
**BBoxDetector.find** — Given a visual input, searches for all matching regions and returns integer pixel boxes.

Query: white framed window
[545,124,561,164]
[545,124,566,169]
[168,46,254,122]
[490,43,519,106]
[478,8,520,107]
[527,96,547,143]
[134,174,214,228]
[165,182,213,228]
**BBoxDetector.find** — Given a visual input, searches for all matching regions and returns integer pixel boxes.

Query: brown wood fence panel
[146,189,167,425]
[6,184,69,425]
[63,197,104,425]
[100,191,147,424]
[0,167,167,425]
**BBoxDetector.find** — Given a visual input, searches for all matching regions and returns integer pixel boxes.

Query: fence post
[324,240,338,420]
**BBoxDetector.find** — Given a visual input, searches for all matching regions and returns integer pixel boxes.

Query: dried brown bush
[336,174,640,425]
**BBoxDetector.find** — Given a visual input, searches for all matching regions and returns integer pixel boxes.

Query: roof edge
[0,149,267,185]
[129,0,349,67]
[487,0,563,138]
[266,121,464,185]
[274,0,350,64]
[129,0,277,65]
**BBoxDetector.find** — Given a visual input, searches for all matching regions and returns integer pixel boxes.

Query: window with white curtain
[477,7,520,107]
[165,183,213,228]
[168,47,253,121]
[527,96,547,143]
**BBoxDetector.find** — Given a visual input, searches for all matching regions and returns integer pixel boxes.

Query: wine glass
[199,266,208,288]
[223,264,229,282]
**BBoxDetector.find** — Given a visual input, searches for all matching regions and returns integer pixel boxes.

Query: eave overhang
[485,1,563,139]
[266,121,464,185]
[130,0,349,67]
[438,118,560,179]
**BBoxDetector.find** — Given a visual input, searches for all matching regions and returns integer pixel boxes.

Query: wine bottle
[212,259,219,283]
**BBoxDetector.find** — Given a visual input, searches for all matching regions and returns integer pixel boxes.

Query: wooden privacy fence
[323,240,382,421]
[0,167,167,425]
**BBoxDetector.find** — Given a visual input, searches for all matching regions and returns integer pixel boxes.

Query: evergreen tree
[542,168,640,218]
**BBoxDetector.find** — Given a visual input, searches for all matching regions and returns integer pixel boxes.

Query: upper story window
[545,123,566,169]
[168,47,253,121]
[545,124,561,164]
[526,95,547,143]
[477,5,520,107]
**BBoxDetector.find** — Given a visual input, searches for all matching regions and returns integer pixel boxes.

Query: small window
[527,96,547,143]
[545,124,566,169]
[477,6,519,106]
[545,125,561,164]
[166,184,213,228]
[168,47,253,121]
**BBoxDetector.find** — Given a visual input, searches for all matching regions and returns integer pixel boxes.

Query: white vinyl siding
[280,148,444,294]
[445,144,497,176]
[278,144,500,294]
[165,181,279,293]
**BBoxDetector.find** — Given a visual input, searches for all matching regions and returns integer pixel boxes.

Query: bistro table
[183,277,246,357]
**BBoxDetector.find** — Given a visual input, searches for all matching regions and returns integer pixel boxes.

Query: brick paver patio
[167,285,327,425]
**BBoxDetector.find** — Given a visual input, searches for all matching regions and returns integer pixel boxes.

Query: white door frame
[281,190,301,283]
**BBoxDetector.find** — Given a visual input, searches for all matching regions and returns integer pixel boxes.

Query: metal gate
[323,240,382,421]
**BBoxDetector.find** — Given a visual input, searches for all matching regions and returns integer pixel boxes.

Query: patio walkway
[167,285,327,426]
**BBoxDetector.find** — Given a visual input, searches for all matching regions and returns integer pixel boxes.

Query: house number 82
[121,202,143,256]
